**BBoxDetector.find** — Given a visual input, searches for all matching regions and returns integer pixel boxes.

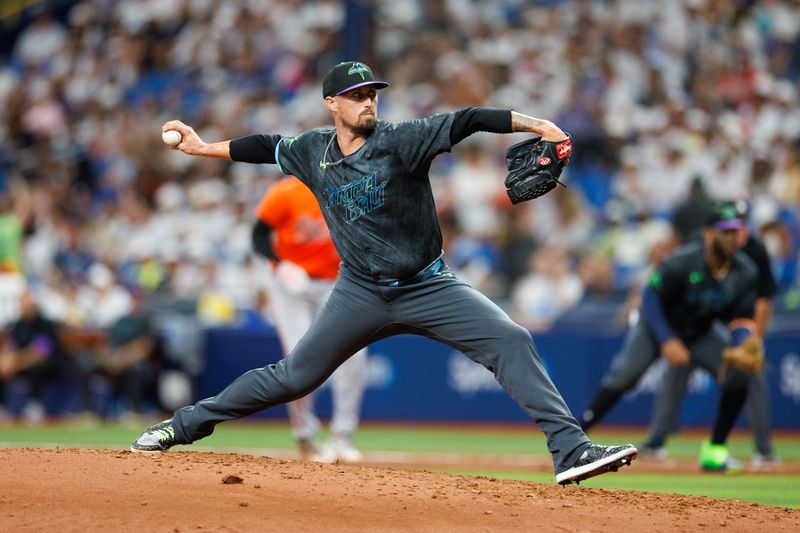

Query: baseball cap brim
[713,219,745,231]
[335,80,390,96]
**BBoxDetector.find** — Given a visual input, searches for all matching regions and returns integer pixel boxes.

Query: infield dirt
[1,448,798,532]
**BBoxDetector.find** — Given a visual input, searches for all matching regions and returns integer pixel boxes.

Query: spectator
[0,290,69,424]
[12,12,68,68]
[93,289,161,422]
[511,246,584,332]
[671,176,714,244]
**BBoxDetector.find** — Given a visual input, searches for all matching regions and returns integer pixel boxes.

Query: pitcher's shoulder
[284,127,334,147]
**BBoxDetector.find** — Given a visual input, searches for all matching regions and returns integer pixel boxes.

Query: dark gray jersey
[275,114,456,281]
[648,242,758,341]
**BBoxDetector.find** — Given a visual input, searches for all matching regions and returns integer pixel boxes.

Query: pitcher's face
[326,87,378,134]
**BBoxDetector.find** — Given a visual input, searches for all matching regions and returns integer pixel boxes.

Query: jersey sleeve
[390,112,457,173]
[640,287,675,343]
[274,132,318,185]
[449,107,512,145]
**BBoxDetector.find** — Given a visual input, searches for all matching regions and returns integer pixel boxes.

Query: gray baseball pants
[597,319,748,429]
[601,321,740,392]
[646,358,773,454]
[171,262,590,472]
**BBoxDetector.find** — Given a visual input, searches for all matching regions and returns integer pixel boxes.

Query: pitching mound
[1,448,797,532]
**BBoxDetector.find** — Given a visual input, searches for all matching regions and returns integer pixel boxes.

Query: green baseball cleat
[699,441,742,473]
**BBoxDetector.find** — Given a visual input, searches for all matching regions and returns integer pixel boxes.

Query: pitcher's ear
[324,95,337,112]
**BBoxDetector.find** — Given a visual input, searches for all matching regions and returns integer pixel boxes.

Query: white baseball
[162,129,182,146]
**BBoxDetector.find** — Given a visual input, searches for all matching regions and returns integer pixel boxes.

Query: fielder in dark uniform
[131,61,637,485]
[642,200,778,464]
[579,202,758,470]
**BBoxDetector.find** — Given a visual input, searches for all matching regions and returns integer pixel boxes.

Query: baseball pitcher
[132,60,637,485]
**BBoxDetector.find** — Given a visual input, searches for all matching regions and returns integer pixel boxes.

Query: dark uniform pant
[646,361,772,454]
[601,321,738,392]
[585,320,749,432]
[171,262,590,472]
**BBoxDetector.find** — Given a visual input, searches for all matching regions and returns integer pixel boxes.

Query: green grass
[1,421,799,459]
[1,420,797,508]
[437,469,800,508]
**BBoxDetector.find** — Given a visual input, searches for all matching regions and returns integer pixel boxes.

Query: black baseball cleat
[556,444,638,485]
[130,419,179,453]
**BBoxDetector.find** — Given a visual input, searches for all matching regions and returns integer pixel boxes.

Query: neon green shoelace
[153,426,175,444]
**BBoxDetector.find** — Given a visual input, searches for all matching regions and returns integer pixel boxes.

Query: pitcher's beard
[345,115,377,135]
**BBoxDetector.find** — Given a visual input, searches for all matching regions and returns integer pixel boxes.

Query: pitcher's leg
[171,279,386,444]
[392,278,588,472]
[268,276,324,442]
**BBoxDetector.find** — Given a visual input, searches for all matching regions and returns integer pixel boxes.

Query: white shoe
[21,400,45,426]
[322,435,363,464]
[297,438,336,463]
[639,444,668,461]
[751,453,780,470]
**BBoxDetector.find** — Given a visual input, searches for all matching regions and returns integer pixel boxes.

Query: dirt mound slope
[1,448,797,532]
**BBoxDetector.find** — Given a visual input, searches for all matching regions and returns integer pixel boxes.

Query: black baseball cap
[322,61,389,98]
[705,201,746,231]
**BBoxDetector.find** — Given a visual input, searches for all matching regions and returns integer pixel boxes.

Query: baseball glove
[504,134,572,204]
[722,335,764,374]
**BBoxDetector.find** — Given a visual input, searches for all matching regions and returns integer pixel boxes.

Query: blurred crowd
[0,0,799,421]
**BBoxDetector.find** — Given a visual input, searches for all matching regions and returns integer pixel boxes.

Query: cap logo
[347,63,371,80]
[720,205,737,220]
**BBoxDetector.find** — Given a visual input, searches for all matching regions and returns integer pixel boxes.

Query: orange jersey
[255,177,341,280]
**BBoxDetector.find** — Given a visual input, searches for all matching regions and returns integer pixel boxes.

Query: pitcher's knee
[503,323,535,348]
[258,363,319,402]
[475,323,536,374]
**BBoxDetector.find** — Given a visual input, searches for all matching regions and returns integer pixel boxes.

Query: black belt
[378,257,446,287]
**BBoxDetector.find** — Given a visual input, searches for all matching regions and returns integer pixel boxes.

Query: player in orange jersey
[252,176,367,463]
